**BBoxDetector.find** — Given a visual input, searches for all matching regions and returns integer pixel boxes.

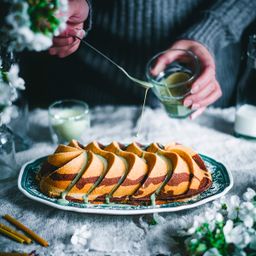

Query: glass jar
[48,99,90,144]
[234,34,256,139]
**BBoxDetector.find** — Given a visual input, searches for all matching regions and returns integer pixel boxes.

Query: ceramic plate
[18,155,233,215]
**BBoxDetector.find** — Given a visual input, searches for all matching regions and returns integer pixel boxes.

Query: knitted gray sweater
[74,0,255,107]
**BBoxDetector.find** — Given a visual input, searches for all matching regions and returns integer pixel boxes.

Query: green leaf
[196,243,208,253]
[2,71,9,83]
[149,217,158,225]
[186,221,229,256]
[27,0,62,35]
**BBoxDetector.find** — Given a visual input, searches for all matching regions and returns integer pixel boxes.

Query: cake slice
[55,144,83,153]
[146,143,191,199]
[83,141,127,202]
[126,142,171,201]
[66,150,107,202]
[39,152,87,198]
[48,151,83,167]
[68,139,84,150]
[38,144,83,179]
[104,141,148,202]
[165,143,208,171]
[163,143,212,199]
[47,143,83,167]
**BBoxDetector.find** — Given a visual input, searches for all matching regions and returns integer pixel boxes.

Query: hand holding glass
[146,49,200,118]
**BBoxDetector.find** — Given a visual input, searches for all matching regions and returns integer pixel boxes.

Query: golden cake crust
[38,140,212,205]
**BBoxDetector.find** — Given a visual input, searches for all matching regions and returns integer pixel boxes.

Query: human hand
[151,40,222,119]
[49,0,89,58]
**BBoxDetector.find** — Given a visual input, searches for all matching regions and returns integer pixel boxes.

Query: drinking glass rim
[48,99,89,121]
[145,49,200,88]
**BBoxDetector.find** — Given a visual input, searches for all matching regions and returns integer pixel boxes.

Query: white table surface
[1,106,256,256]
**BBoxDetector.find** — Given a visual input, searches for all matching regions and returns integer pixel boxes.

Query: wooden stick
[0,253,28,256]
[3,215,49,247]
[0,227,25,244]
[0,223,32,244]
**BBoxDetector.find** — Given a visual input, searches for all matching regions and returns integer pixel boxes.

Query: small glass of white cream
[48,99,90,144]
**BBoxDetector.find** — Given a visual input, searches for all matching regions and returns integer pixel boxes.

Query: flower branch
[0,57,25,124]
[1,0,68,52]
[184,188,256,256]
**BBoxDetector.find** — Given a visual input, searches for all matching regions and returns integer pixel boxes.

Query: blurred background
[16,2,256,109]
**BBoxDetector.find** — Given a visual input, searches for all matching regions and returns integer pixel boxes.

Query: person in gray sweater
[49,0,256,118]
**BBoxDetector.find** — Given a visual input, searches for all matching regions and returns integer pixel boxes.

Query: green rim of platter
[18,155,233,215]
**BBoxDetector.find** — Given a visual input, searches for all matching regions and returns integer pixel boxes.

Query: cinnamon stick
[0,253,28,256]
[0,223,32,244]
[3,215,48,247]
[0,227,25,244]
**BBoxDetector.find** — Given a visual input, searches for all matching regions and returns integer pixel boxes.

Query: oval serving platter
[18,155,233,215]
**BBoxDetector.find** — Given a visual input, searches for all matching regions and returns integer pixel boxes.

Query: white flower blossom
[3,0,68,52]
[215,213,224,222]
[224,223,251,248]
[29,33,53,51]
[6,4,30,29]
[239,202,255,228]
[223,219,234,238]
[0,106,18,125]
[9,87,18,102]
[54,0,69,36]
[71,225,92,248]
[7,65,25,90]
[243,188,256,202]
[205,210,223,231]
[0,83,13,106]
[0,57,25,124]
[188,208,224,235]
[213,196,229,216]
[187,215,204,234]
[186,189,256,255]
[16,26,34,44]
[226,195,240,220]
[190,238,198,245]
[203,248,222,256]
[204,209,218,222]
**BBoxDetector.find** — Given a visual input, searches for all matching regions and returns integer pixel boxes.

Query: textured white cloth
[0,106,256,255]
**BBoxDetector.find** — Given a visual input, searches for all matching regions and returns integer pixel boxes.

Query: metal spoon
[76,36,153,89]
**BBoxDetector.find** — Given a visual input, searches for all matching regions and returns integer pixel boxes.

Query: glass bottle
[8,90,30,151]
[0,125,18,180]
[0,47,18,180]
[0,46,30,151]
[234,34,256,139]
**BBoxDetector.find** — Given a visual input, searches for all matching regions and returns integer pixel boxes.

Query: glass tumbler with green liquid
[146,49,200,118]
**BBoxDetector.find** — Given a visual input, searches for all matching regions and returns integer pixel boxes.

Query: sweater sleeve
[182,0,256,53]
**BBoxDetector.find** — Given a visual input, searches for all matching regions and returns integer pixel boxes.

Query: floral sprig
[71,225,92,248]
[0,1,69,124]
[185,188,256,256]
[0,57,25,124]
[1,0,68,52]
